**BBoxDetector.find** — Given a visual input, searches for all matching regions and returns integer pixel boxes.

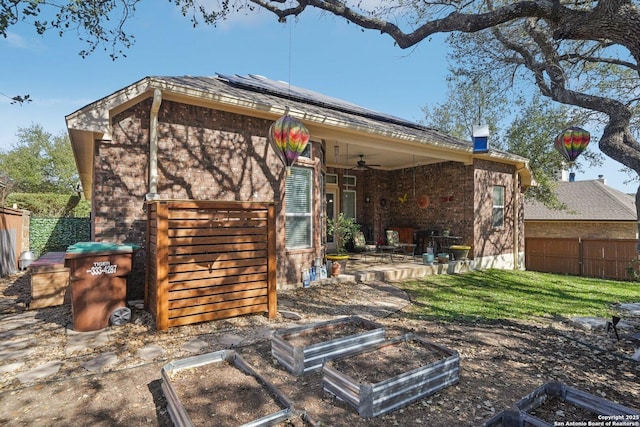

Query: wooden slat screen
[146,200,276,330]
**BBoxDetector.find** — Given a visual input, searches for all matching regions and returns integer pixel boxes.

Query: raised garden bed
[514,382,640,426]
[483,382,640,426]
[481,410,549,427]
[271,316,386,375]
[322,333,459,418]
[161,350,297,426]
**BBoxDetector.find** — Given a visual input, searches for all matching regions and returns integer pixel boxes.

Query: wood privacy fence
[0,206,26,276]
[525,238,639,281]
[146,200,277,330]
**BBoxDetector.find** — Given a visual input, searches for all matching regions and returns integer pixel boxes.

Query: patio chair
[385,230,416,261]
[353,231,377,261]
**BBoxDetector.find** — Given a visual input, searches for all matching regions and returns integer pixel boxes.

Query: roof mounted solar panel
[216,73,429,131]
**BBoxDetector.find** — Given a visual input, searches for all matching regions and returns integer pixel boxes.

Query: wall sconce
[365,195,371,203]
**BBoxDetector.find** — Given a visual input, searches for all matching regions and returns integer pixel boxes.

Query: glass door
[325,188,337,252]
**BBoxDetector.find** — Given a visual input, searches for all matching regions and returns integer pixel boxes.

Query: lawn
[398,269,640,322]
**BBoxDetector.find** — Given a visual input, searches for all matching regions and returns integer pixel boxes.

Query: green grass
[397,269,640,322]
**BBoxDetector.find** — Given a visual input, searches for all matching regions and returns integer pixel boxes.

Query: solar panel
[216,73,429,131]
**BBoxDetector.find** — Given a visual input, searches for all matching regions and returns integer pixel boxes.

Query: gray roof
[158,74,472,148]
[524,179,636,221]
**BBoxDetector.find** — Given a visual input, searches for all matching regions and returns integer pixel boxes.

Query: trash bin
[65,242,138,332]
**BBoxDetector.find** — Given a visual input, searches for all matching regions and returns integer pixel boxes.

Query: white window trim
[285,166,313,249]
[493,185,505,228]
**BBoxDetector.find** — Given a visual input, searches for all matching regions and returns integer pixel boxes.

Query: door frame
[325,185,338,253]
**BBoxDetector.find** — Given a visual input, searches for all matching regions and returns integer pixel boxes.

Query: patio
[305,253,475,287]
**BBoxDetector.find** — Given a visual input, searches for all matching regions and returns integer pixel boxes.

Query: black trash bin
[65,242,138,332]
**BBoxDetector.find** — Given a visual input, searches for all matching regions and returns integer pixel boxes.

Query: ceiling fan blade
[350,155,382,170]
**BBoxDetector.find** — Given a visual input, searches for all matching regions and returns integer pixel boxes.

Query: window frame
[492,185,505,228]
[285,166,313,249]
[342,189,357,221]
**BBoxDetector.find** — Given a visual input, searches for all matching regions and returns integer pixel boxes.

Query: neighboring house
[65,74,534,298]
[524,177,638,279]
[525,177,637,240]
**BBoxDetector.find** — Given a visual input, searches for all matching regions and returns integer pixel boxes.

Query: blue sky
[0,2,634,193]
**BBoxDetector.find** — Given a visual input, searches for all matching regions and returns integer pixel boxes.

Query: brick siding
[95,99,323,297]
[526,220,637,239]
[94,97,524,297]
[328,158,523,261]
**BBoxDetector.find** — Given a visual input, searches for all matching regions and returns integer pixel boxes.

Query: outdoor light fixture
[269,107,310,175]
[365,196,371,203]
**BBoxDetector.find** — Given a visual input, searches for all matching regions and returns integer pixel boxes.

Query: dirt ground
[0,272,639,426]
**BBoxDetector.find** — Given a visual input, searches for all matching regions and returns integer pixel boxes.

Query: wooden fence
[0,206,27,276]
[146,200,277,330]
[525,237,639,281]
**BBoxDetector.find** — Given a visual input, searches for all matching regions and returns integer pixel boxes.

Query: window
[285,167,313,248]
[343,175,356,187]
[326,173,338,185]
[300,143,311,158]
[493,186,505,228]
[342,190,356,220]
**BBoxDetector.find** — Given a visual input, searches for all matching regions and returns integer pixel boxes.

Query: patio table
[377,245,396,262]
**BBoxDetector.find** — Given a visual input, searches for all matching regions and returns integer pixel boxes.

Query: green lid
[66,241,140,254]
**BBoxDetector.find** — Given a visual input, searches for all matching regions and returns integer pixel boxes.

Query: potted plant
[450,245,471,261]
[326,213,360,275]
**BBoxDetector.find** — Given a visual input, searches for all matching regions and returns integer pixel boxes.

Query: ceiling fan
[350,155,381,171]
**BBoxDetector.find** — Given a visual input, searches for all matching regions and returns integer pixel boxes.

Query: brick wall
[526,220,637,239]
[328,159,522,263]
[96,99,323,296]
[328,162,475,242]
[327,160,524,264]
[94,96,525,295]
[473,159,523,262]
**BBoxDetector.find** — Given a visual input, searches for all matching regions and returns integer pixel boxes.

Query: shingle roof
[157,74,473,149]
[524,179,636,221]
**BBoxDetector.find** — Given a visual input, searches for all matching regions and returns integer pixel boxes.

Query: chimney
[555,162,570,181]
[598,174,606,185]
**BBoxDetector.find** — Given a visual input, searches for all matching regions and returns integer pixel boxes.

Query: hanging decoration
[269,107,310,175]
[412,155,416,197]
[554,127,590,168]
[417,194,430,209]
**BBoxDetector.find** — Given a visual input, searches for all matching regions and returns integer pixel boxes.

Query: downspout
[513,168,522,270]
[146,89,162,200]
